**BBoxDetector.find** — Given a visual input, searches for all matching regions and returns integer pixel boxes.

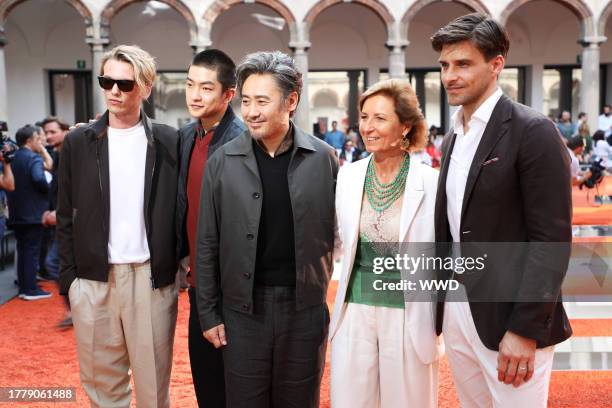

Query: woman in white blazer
[330,79,444,408]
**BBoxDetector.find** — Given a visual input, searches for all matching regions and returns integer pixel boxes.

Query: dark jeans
[39,225,53,277]
[14,224,43,295]
[222,285,329,408]
[188,287,225,408]
[0,215,6,241]
[46,235,70,309]
[44,232,59,280]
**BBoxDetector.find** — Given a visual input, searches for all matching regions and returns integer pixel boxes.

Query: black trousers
[222,285,329,408]
[188,287,226,408]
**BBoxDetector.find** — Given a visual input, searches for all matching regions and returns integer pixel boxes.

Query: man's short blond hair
[100,45,157,96]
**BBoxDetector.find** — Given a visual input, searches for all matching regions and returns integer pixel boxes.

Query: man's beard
[248,127,265,140]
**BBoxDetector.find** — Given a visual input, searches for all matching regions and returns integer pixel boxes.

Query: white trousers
[330,303,438,408]
[443,301,555,408]
[70,262,178,408]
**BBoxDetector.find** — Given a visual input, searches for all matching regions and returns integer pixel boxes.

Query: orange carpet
[1,280,611,407]
[572,176,612,225]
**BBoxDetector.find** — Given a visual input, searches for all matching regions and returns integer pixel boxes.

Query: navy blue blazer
[7,148,49,225]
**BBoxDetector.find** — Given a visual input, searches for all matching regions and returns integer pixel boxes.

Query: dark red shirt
[186,125,215,287]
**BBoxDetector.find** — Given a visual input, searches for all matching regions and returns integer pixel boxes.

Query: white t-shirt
[107,122,150,264]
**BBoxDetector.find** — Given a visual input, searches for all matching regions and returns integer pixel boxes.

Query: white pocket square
[482,157,500,166]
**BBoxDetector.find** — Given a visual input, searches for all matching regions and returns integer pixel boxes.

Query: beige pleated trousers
[330,302,439,408]
[69,262,178,408]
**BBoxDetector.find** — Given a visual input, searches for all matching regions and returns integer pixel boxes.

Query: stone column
[366,66,379,87]
[289,22,311,132]
[525,63,544,114]
[387,45,407,79]
[191,21,212,55]
[580,37,606,131]
[0,27,8,123]
[386,22,408,79]
[86,20,110,116]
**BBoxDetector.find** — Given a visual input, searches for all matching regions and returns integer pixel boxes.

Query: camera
[579,159,606,190]
[0,121,19,164]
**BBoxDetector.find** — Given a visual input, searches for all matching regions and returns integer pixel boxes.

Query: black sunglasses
[97,76,136,92]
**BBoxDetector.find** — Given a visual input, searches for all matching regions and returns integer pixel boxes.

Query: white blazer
[330,156,444,365]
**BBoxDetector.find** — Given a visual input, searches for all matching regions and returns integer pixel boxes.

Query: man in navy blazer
[7,125,52,300]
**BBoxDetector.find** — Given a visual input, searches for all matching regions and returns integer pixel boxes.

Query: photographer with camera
[0,121,16,242]
[7,125,51,300]
[567,136,592,186]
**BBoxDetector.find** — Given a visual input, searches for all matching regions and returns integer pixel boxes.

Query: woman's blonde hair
[359,78,428,152]
[100,45,157,97]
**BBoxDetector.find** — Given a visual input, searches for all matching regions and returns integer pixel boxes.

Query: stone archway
[101,0,197,41]
[598,1,612,37]
[1,0,92,25]
[499,0,594,37]
[402,0,489,27]
[204,0,295,25]
[304,0,393,27]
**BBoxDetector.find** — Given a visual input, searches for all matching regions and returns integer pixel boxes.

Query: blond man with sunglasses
[57,45,180,408]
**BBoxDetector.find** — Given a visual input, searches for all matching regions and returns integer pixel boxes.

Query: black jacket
[57,110,180,295]
[176,106,246,260]
[195,125,339,331]
[7,148,49,225]
[434,95,573,350]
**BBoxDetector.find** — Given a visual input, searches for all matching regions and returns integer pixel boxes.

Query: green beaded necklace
[364,154,410,213]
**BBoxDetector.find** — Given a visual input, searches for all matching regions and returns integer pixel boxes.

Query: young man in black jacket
[176,49,246,408]
[57,45,180,408]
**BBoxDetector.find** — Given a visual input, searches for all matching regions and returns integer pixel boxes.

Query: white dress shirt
[598,113,612,137]
[107,122,150,264]
[342,147,357,163]
[593,139,612,167]
[567,148,580,179]
[446,88,503,243]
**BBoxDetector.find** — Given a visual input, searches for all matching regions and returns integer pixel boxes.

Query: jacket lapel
[344,157,368,261]
[211,106,235,147]
[91,112,110,237]
[434,131,456,242]
[288,124,317,175]
[142,110,156,235]
[399,159,424,241]
[460,95,512,224]
[225,132,260,179]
